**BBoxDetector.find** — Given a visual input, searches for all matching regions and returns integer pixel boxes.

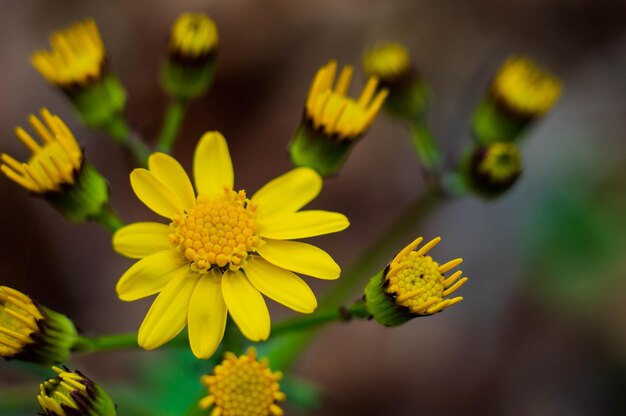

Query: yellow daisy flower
[113,132,349,358]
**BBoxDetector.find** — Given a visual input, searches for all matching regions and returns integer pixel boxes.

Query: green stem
[409,120,442,173]
[103,115,151,166]
[272,302,369,337]
[156,99,187,152]
[92,205,125,232]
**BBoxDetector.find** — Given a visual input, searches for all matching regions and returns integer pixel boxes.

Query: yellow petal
[252,168,322,220]
[130,169,184,219]
[148,153,196,211]
[257,210,349,240]
[138,270,200,350]
[221,270,270,342]
[193,132,234,198]
[116,250,188,301]
[245,257,317,313]
[188,270,227,359]
[113,222,171,259]
[256,239,340,280]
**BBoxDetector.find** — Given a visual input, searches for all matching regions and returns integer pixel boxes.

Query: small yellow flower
[1,109,82,194]
[476,142,522,184]
[113,132,349,358]
[169,13,218,59]
[305,61,388,140]
[363,42,411,81]
[199,348,285,416]
[0,286,77,365]
[31,19,105,88]
[492,56,562,117]
[38,366,116,416]
[365,237,468,326]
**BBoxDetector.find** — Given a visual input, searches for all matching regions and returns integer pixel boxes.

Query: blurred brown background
[1,0,626,415]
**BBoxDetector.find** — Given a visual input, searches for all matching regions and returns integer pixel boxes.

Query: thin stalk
[156,99,187,152]
[92,205,125,232]
[103,115,151,166]
[409,120,442,174]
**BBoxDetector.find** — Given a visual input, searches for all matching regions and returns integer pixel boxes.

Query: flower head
[113,132,349,358]
[169,13,218,60]
[363,43,411,82]
[492,56,562,117]
[305,61,388,140]
[1,109,110,223]
[37,366,116,416]
[1,109,82,194]
[31,19,105,89]
[199,348,285,416]
[0,286,78,365]
[365,237,468,326]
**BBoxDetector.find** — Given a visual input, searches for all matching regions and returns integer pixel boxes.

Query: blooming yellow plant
[113,132,349,358]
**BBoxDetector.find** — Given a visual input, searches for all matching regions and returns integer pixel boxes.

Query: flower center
[364,43,410,80]
[201,349,285,416]
[478,143,522,183]
[385,252,445,310]
[0,287,41,357]
[169,189,262,272]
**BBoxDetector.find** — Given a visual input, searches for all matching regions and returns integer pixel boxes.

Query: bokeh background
[1,0,626,415]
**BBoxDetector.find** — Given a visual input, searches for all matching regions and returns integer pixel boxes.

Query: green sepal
[66,75,127,129]
[471,96,531,144]
[161,58,216,100]
[383,79,429,122]
[364,271,414,327]
[288,122,354,178]
[15,307,78,366]
[44,161,109,223]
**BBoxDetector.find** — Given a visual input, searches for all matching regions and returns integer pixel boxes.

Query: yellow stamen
[442,277,468,297]
[438,258,463,273]
[170,13,218,58]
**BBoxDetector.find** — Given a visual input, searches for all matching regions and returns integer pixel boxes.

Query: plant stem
[103,115,151,166]
[156,99,187,153]
[409,120,442,174]
[272,302,369,338]
[92,205,125,232]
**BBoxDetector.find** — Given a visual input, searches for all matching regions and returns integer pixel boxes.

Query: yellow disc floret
[492,56,562,116]
[31,19,105,88]
[1,109,83,194]
[170,189,262,272]
[0,286,43,358]
[170,13,218,58]
[385,237,467,315]
[477,142,522,183]
[306,61,388,140]
[199,348,285,416]
[363,42,411,81]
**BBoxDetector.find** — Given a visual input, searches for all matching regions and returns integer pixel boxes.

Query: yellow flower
[476,142,522,183]
[113,132,349,358]
[492,56,562,117]
[199,348,285,416]
[305,61,388,140]
[31,19,105,88]
[38,366,116,416]
[169,13,218,59]
[0,286,78,365]
[365,237,468,326]
[363,42,411,81]
[1,109,82,194]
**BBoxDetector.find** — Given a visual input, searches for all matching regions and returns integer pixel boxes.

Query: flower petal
[245,257,317,313]
[221,270,270,342]
[130,169,184,219]
[113,222,171,259]
[148,153,196,211]
[193,132,234,198]
[257,210,349,240]
[116,250,188,301]
[187,269,227,359]
[256,239,340,280]
[252,168,322,220]
[138,269,200,350]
